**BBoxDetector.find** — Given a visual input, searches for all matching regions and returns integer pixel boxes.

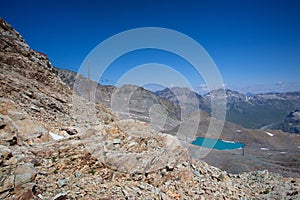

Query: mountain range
[155,87,300,131]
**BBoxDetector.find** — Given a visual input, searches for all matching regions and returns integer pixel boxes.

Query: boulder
[14,183,35,200]
[14,163,36,187]
[0,115,6,129]
[0,98,51,146]
[103,142,189,173]
[0,145,12,160]
[0,171,14,194]
[60,127,78,136]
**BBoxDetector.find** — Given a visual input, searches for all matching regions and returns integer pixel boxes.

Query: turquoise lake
[191,137,244,150]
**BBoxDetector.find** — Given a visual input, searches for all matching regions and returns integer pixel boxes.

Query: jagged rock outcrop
[283,110,300,133]
[0,17,115,130]
[0,17,72,130]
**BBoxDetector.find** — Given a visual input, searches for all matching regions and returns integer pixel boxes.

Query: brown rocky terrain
[1,17,300,199]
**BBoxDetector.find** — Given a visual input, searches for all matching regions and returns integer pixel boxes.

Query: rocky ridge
[58,69,181,131]
[0,17,300,199]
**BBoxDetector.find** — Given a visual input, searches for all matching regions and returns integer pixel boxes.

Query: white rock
[113,139,121,144]
[265,131,274,137]
[49,132,64,140]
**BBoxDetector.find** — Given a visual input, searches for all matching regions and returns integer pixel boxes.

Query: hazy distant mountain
[154,87,210,117]
[223,90,300,129]
[155,87,300,129]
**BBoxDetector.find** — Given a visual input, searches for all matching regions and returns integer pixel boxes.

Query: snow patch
[49,132,64,140]
[260,148,269,150]
[221,140,235,143]
[265,131,274,137]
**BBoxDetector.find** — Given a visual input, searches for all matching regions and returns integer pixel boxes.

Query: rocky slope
[0,19,71,129]
[1,17,300,199]
[57,68,116,108]
[58,69,181,131]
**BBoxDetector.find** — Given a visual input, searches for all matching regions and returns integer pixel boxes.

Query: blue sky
[1,0,300,93]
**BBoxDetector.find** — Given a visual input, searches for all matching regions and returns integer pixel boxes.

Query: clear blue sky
[1,0,300,93]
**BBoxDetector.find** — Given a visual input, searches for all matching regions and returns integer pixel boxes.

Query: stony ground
[1,117,300,199]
